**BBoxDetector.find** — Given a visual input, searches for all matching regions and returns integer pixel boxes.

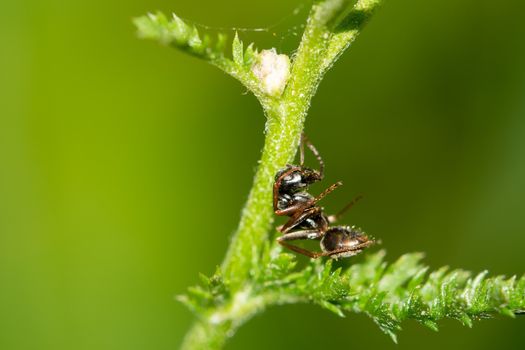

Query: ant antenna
[299,133,305,166]
[302,133,324,177]
[311,181,343,205]
[328,194,363,223]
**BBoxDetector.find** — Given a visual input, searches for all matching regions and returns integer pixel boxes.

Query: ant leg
[278,241,323,259]
[278,182,341,231]
[280,206,324,233]
[277,229,324,259]
[318,240,376,258]
[328,194,363,223]
[275,183,340,217]
[275,203,307,217]
[302,133,324,177]
[280,238,375,260]
[278,229,323,241]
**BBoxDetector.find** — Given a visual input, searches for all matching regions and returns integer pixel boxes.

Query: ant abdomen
[320,226,371,258]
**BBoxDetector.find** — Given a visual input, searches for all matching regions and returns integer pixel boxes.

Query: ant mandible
[273,133,375,259]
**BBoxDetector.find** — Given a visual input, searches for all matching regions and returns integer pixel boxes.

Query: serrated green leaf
[188,286,213,301]
[244,43,257,67]
[318,300,345,317]
[198,272,211,287]
[319,258,333,282]
[171,14,187,36]
[459,313,473,327]
[407,267,429,291]
[423,319,439,332]
[232,32,243,65]
[188,26,203,50]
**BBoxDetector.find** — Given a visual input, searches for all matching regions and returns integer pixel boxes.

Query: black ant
[273,134,375,259]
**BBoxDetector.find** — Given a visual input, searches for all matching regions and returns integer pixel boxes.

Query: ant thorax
[297,211,329,232]
[276,192,313,211]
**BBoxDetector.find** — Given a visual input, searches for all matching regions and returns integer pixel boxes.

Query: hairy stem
[184,94,315,348]
[181,288,305,350]
[222,101,309,287]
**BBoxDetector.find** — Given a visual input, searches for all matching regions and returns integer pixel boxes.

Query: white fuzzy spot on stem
[251,49,291,97]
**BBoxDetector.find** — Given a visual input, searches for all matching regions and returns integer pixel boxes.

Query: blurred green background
[1,0,524,349]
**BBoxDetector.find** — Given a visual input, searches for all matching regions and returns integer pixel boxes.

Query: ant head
[300,167,322,184]
[275,166,322,193]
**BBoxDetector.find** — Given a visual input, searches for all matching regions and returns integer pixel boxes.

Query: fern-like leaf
[181,250,525,343]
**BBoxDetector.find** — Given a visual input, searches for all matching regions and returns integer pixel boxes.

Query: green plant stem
[181,102,308,349]
[221,100,310,288]
[181,289,305,350]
